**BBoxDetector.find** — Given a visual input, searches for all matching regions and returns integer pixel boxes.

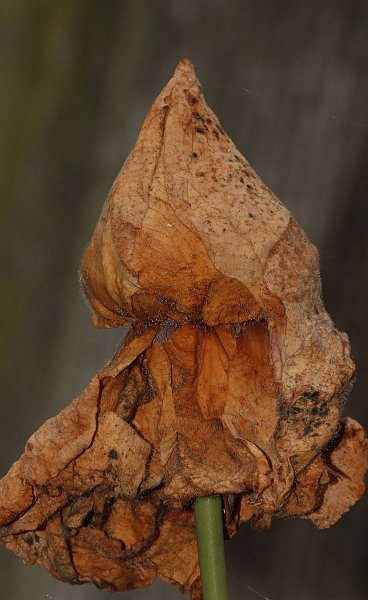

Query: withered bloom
[0,60,367,599]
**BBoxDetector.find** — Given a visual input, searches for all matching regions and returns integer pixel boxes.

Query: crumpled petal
[309,418,368,528]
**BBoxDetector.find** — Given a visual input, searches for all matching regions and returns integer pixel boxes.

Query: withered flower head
[0,60,367,599]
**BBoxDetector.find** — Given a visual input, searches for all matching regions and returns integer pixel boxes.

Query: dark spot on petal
[83,509,94,527]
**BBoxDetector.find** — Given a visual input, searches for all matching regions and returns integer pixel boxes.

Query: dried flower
[0,60,366,599]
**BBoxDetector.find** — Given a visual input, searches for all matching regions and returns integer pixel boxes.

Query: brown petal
[309,418,368,528]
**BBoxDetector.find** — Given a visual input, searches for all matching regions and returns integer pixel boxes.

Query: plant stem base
[194,495,229,600]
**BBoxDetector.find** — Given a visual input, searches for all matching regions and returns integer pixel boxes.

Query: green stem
[194,495,229,600]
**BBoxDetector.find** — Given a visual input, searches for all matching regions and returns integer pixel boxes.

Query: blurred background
[1,1,367,599]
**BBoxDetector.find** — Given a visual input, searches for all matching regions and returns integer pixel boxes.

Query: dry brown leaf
[1,59,367,599]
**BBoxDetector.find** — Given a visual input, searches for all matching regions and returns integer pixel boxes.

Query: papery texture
[1,60,367,599]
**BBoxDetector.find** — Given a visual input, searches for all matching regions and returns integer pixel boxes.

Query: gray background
[1,1,367,599]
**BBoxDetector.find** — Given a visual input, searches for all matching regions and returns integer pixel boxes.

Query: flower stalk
[194,495,229,600]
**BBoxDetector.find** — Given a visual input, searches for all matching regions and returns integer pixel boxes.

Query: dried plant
[0,60,366,599]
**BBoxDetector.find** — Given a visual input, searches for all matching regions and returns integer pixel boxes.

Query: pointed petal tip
[173,59,198,86]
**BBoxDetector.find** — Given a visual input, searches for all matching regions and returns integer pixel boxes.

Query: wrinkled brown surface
[1,60,367,598]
